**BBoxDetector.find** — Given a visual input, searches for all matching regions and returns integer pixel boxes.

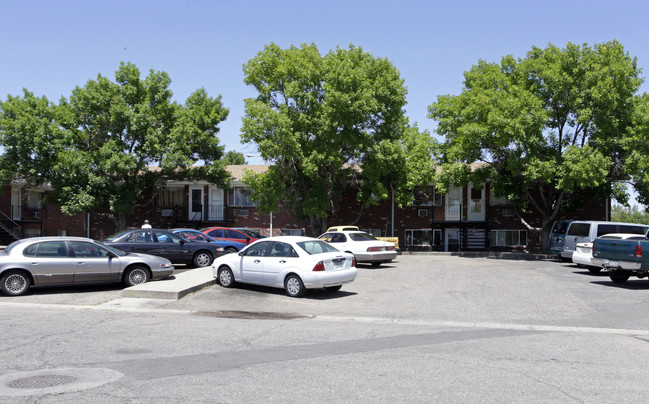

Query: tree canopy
[0,62,230,228]
[428,40,645,248]
[241,43,430,235]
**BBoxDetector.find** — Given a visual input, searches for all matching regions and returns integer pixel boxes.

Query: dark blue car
[171,229,246,254]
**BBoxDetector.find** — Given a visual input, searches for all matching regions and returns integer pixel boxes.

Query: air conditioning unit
[33,211,42,219]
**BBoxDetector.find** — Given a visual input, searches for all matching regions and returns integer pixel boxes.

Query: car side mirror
[238,251,244,257]
[107,252,117,259]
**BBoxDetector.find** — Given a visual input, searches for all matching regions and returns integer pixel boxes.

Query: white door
[445,228,461,252]
[11,187,21,220]
[467,182,485,221]
[188,186,203,221]
[208,187,224,220]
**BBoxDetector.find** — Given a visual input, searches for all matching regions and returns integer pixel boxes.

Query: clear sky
[2,0,648,204]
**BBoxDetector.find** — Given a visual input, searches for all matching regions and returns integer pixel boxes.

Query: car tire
[324,285,342,292]
[285,274,305,298]
[609,270,630,283]
[193,250,213,268]
[218,267,235,288]
[225,247,238,254]
[123,265,150,287]
[0,270,31,296]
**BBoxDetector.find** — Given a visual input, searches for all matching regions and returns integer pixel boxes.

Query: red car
[200,227,260,245]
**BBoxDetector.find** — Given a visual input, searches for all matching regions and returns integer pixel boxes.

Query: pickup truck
[591,233,649,283]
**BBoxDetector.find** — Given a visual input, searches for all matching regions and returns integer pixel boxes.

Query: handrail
[0,210,21,240]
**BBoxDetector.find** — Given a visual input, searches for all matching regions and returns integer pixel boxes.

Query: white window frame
[490,230,527,247]
[228,187,257,207]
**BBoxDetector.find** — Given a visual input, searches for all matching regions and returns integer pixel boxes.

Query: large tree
[241,43,416,235]
[428,40,644,249]
[0,62,230,229]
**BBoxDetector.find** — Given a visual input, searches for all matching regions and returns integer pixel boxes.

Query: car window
[207,229,223,238]
[349,232,376,241]
[318,233,334,242]
[226,229,248,240]
[70,241,111,258]
[596,224,618,237]
[567,223,590,237]
[297,240,341,255]
[155,231,181,244]
[268,242,298,257]
[330,233,347,243]
[617,225,649,235]
[243,241,272,257]
[126,230,152,243]
[24,241,69,257]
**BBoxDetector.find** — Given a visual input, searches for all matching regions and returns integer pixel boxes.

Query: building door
[188,187,203,221]
[208,187,224,221]
[467,182,485,221]
[11,187,21,220]
[445,228,460,252]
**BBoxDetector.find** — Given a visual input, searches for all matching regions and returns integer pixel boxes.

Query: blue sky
[2,0,648,204]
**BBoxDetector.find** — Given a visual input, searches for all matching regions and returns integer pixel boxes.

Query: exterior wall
[0,173,610,252]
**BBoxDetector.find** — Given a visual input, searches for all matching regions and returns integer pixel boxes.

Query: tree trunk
[308,215,327,237]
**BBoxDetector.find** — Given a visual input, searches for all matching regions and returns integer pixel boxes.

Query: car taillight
[636,244,642,258]
[367,247,382,252]
[313,261,325,271]
[352,257,356,267]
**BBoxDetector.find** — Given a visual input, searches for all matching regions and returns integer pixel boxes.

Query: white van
[561,221,649,259]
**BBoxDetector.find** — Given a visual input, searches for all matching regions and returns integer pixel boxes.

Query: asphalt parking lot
[5,255,649,402]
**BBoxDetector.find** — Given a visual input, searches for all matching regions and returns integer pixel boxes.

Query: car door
[24,240,74,285]
[238,241,272,284]
[69,241,121,283]
[116,230,157,255]
[153,231,187,263]
[262,241,299,284]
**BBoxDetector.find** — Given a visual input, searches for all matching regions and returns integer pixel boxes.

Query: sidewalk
[122,266,216,300]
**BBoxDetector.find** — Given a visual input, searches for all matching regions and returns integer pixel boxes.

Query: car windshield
[349,232,377,241]
[296,240,341,255]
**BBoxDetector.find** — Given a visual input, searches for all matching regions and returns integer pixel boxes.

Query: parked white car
[211,236,357,297]
[318,230,397,267]
[573,233,648,273]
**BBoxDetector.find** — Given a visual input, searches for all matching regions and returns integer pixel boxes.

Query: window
[24,241,68,257]
[27,191,43,209]
[567,223,591,237]
[228,187,256,207]
[126,230,153,243]
[244,241,272,256]
[155,188,184,207]
[418,209,429,217]
[489,189,510,206]
[361,228,381,237]
[281,229,302,236]
[413,186,441,207]
[269,242,298,257]
[490,230,528,247]
[70,241,111,258]
[297,240,340,255]
[226,229,249,241]
[405,229,433,247]
[24,229,42,238]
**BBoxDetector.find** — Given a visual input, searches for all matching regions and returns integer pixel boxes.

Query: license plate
[605,260,619,268]
[333,258,345,269]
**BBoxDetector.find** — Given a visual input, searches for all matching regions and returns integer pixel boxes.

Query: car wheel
[225,247,238,254]
[123,265,150,287]
[324,285,342,292]
[218,267,235,288]
[285,274,305,298]
[587,266,601,273]
[193,251,213,268]
[609,270,630,283]
[1,270,31,296]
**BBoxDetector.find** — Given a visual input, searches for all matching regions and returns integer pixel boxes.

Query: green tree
[241,43,414,235]
[223,150,247,165]
[0,62,230,229]
[611,204,649,224]
[428,41,644,249]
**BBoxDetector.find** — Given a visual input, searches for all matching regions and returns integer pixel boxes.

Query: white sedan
[211,236,357,297]
[318,231,397,267]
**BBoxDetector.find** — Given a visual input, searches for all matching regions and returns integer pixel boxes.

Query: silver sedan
[0,236,174,296]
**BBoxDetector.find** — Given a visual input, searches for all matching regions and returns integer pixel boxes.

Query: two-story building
[0,165,609,251]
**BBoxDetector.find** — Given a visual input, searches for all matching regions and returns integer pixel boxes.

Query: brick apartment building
[0,165,609,251]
